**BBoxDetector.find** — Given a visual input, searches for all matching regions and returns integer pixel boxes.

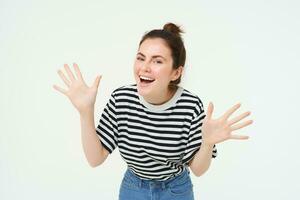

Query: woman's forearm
[80,108,107,167]
[188,143,214,177]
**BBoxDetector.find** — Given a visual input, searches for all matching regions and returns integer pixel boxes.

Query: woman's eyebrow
[152,55,166,60]
[137,52,166,60]
[137,52,145,57]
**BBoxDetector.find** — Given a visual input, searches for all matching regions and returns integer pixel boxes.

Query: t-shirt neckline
[137,86,183,112]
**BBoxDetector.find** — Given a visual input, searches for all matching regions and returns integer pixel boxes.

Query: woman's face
[133,38,182,103]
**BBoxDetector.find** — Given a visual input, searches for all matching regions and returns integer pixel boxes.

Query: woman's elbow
[89,161,101,168]
[89,149,109,168]
[189,167,208,177]
[191,171,203,177]
[88,157,106,168]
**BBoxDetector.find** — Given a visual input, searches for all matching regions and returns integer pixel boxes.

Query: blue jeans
[118,168,194,200]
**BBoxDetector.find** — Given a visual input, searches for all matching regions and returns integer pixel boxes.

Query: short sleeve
[95,92,118,154]
[182,99,217,165]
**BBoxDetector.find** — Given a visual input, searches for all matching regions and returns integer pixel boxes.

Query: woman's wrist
[201,141,215,149]
[79,106,95,118]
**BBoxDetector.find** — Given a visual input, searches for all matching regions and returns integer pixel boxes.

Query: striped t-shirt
[96,84,217,181]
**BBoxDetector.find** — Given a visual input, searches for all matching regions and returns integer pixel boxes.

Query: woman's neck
[143,86,178,105]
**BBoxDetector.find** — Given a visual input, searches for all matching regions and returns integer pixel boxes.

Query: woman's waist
[123,166,191,189]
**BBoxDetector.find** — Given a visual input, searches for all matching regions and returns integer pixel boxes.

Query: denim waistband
[123,168,191,190]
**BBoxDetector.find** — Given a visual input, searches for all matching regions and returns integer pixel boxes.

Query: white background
[1,0,299,199]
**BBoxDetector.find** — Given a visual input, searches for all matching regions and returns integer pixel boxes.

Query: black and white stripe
[96,84,217,181]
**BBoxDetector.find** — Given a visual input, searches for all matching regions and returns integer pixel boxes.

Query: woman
[53,23,253,200]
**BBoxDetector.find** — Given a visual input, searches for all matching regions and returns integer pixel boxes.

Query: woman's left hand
[201,102,253,146]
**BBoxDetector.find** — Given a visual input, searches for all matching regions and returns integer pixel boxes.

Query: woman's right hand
[53,63,102,114]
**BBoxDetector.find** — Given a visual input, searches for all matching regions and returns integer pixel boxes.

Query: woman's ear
[172,66,184,81]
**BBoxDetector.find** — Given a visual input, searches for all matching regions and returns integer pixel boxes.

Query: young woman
[53,23,253,200]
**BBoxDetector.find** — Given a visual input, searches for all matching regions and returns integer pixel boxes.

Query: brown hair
[139,22,186,90]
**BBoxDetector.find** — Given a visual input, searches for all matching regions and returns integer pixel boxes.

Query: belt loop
[139,179,142,188]
[162,182,166,189]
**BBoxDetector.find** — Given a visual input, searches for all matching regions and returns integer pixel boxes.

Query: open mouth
[139,75,155,84]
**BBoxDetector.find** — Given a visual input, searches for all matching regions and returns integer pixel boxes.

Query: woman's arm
[188,143,214,177]
[53,63,109,167]
[188,102,253,177]
[80,108,109,167]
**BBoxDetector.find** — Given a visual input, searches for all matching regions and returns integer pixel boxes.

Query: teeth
[140,76,154,81]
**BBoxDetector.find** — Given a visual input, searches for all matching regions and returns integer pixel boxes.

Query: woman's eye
[137,57,144,61]
[154,60,162,64]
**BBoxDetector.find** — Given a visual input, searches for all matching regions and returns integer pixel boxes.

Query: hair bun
[163,23,184,37]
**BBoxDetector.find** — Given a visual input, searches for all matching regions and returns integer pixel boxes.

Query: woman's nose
[141,62,150,72]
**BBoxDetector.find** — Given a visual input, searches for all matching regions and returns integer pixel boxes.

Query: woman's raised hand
[53,63,102,114]
[201,102,253,146]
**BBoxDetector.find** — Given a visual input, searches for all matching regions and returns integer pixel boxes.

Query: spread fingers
[57,69,71,87]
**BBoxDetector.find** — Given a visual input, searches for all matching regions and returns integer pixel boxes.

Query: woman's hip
[118,167,194,200]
